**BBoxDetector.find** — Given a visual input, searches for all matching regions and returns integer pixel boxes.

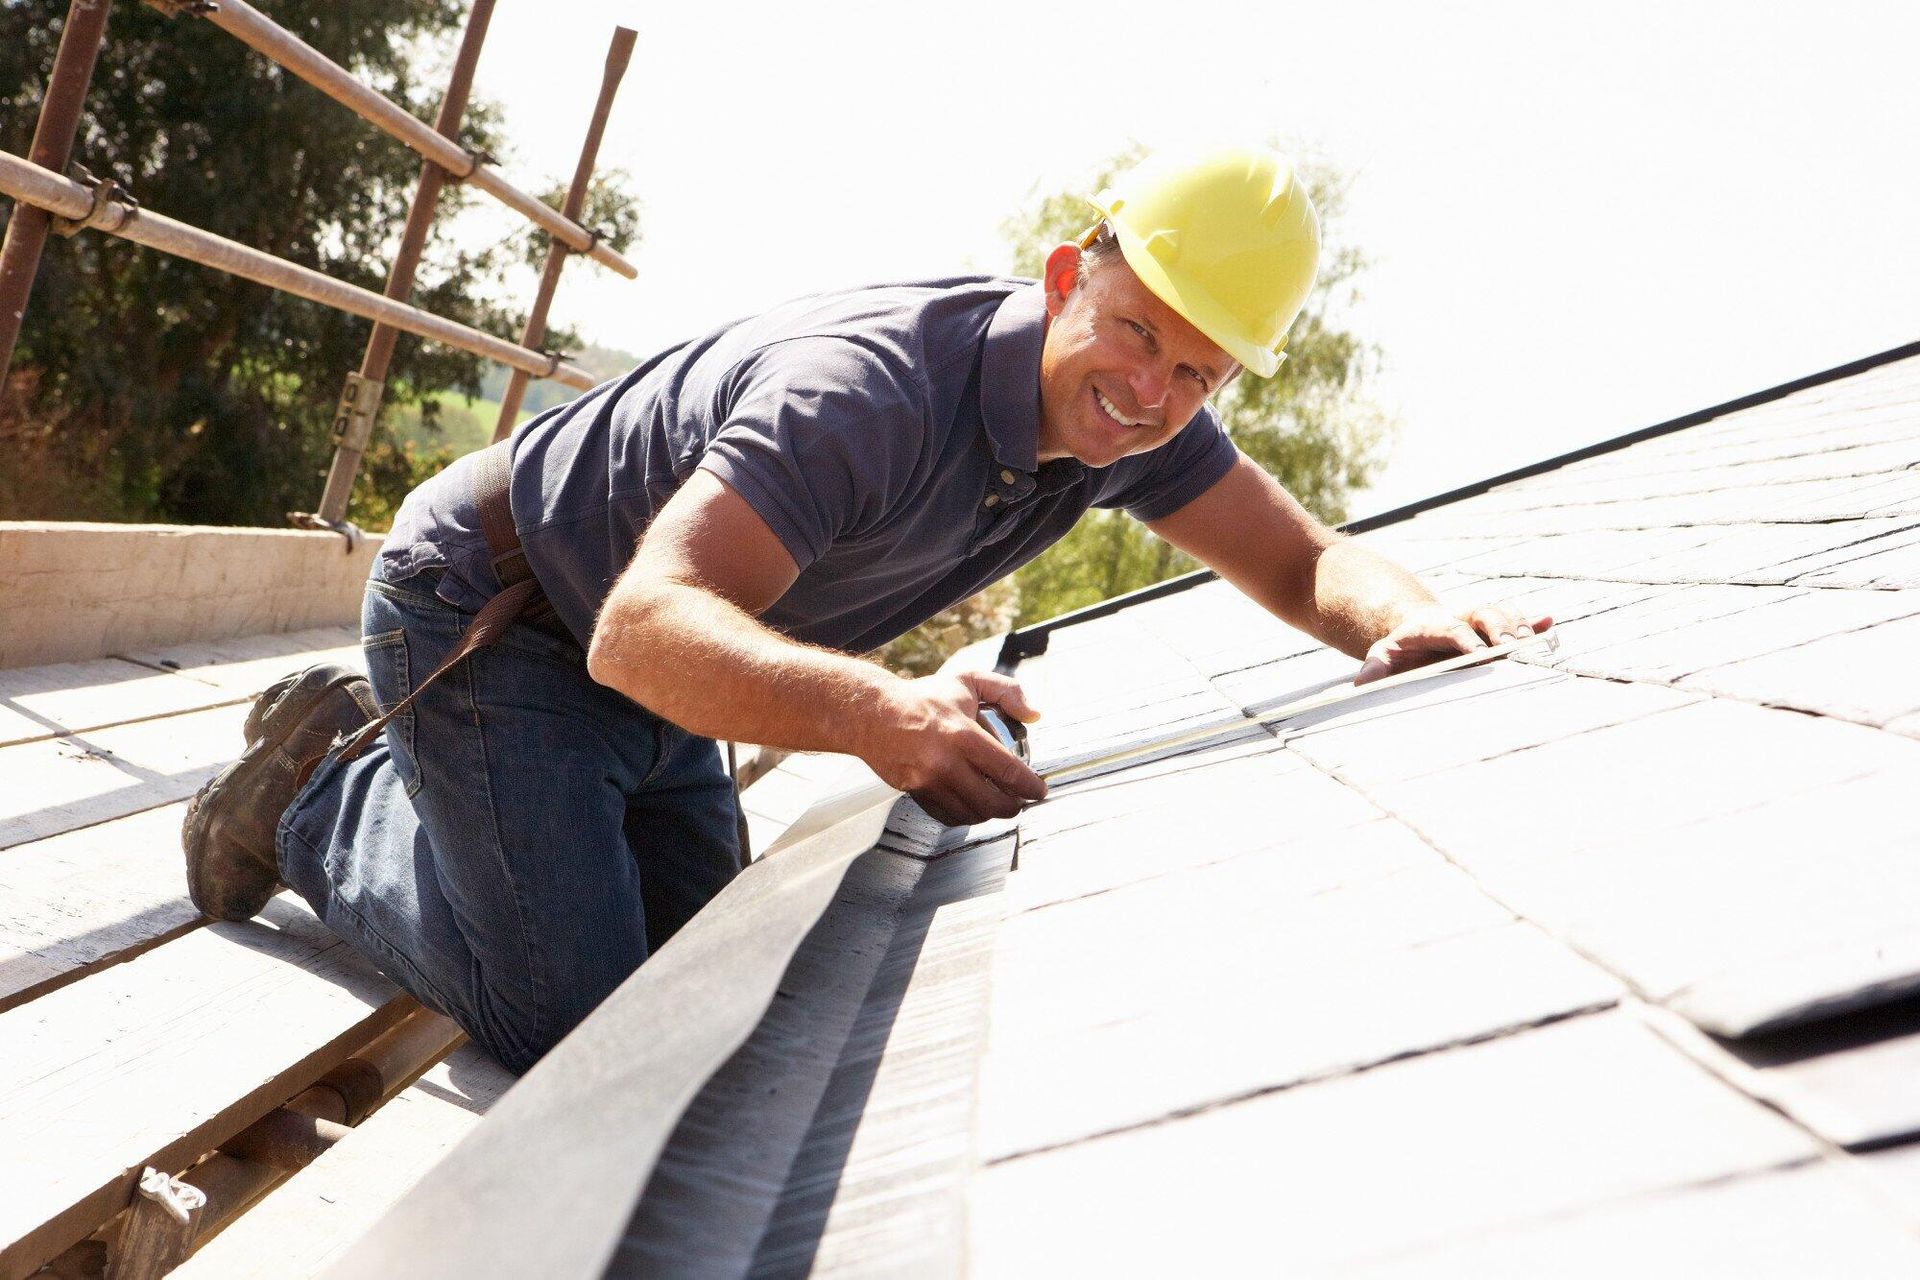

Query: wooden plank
[0,657,235,748]
[0,897,406,1279]
[0,802,202,1011]
[175,1044,515,1280]
[0,702,247,850]
[0,627,360,749]
[124,627,363,697]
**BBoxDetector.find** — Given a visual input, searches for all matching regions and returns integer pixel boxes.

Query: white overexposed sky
[450,0,1920,516]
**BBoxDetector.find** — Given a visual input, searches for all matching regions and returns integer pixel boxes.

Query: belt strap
[323,441,545,778]
[319,442,754,863]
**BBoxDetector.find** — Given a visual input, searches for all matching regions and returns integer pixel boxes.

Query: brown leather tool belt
[328,440,554,770]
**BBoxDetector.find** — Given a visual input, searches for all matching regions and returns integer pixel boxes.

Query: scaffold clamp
[51,166,135,238]
[330,370,385,450]
[287,510,366,553]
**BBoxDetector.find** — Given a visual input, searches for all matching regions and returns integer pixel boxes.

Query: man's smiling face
[1035,240,1237,469]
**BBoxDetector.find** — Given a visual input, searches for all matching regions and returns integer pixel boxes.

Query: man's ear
[1042,242,1083,318]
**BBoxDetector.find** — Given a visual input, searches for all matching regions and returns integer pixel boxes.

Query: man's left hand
[1354,604,1553,686]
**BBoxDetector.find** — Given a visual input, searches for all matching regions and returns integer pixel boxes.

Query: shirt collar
[979,284,1048,475]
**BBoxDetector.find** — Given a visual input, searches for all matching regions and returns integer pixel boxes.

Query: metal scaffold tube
[311,0,495,526]
[181,0,639,281]
[0,148,597,389]
[0,0,113,387]
[491,25,637,444]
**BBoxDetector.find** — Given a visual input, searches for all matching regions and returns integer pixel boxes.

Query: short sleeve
[1094,403,1238,522]
[696,338,928,571]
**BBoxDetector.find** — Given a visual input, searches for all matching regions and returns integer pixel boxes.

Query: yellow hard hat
[1085,147,1320,378]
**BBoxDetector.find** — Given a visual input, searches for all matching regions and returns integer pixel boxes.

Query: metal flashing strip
[322,775,904,1280]
[996,338,1920,667]
[617,833,1014,1275]
[1035,631,1557,786]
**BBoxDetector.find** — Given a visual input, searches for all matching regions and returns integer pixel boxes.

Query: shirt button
[983,494,1000,508]
[1000,469,1016,485]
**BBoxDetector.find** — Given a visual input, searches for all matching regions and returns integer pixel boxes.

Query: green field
[387,392,532,458]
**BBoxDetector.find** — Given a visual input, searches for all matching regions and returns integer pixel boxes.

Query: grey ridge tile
[971,1012,1816,1276]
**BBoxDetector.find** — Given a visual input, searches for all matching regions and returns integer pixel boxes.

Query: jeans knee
[471,946,646,1074]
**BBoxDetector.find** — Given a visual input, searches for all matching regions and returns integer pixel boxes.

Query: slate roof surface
[720,345,1920,1272]
[348,344,1920,1276]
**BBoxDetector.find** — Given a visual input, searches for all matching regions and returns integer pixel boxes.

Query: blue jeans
[278,568,742,1073]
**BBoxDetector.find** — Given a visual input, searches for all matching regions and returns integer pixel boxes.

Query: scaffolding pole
[0,0,112,395]
[308,0,495,527]
[491,26,636,445]
[162,0,638,281]
[0,149,597,390]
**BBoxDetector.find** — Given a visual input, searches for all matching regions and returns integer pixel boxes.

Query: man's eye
[1125,320,1149,340]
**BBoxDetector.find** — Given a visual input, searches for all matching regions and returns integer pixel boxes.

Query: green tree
[1004,145,1394,624]
[0,1,636,528]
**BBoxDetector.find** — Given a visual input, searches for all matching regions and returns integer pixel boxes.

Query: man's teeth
[1096,389,1142,427]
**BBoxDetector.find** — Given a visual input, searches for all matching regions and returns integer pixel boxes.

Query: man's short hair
[1078,221,1124,276]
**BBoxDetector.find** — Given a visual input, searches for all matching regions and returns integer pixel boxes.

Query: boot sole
[184,666,370,921]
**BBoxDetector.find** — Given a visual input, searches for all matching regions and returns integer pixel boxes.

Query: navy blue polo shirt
[377,277,1237,654]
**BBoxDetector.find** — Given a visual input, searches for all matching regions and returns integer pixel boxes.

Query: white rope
[137,1166,207,1227]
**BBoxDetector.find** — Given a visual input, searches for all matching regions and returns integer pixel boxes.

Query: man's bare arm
[1148,453,1547,682]
[586,470,1045,823]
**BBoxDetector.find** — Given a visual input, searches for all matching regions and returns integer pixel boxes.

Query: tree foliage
[870,577,1019,677]
[0,1,635,527]
[1003,145,1394,625]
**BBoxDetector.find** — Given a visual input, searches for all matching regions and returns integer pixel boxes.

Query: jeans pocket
[362,627,423,798]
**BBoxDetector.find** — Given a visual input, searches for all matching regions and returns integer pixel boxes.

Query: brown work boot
[182,663,378,922]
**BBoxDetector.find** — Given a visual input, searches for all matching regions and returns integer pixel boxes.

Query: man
[183,148,1543,1074]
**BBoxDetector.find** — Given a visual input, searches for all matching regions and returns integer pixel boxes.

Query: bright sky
[456,0,1920,516]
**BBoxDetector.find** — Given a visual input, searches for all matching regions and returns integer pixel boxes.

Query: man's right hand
[864,671,1047,826]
